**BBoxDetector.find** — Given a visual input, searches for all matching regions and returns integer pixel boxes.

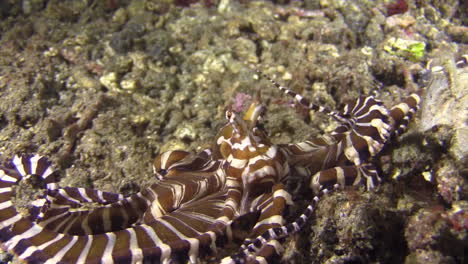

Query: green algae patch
[384,37,426,62]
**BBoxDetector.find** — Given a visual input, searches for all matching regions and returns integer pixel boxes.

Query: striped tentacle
[253,68,349,123]
[233,240,284,264]
[0,155,58,221]
[35,181,126,219]
[248,184,292,240]
[1,155,132,227]
[331,96,391,166]
[280,135,341,173]
[37,193,149,235]
[0,171,22,233]
[232,183,293,250]
[232,187,293,264]
[1,154,59,189]
[305,96,393,192]
[305,92,425,191]
[43,187,124,209]
[153,149,219,180]
[310,163,380,193]
[142,166,226,224]
[36,187,127,227]
[0,155,59,195]
[388,93,421,138]
[223,187,335,264]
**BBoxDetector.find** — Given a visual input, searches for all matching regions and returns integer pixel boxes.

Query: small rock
[99,72,120,91]
[385,14,416,30]
[175,124,197,142]
[72,68,101,90]
[120,79,140,90]
[112,8,128,25]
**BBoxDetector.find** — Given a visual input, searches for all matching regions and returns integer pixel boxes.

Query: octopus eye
[158,169,168,176]
[225,110,233,120]
[256,123,266,132]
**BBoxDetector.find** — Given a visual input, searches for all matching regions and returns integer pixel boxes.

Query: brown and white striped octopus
[0,65,428,263]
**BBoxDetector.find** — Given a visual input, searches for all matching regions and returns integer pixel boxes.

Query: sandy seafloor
[0,0,466,263]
